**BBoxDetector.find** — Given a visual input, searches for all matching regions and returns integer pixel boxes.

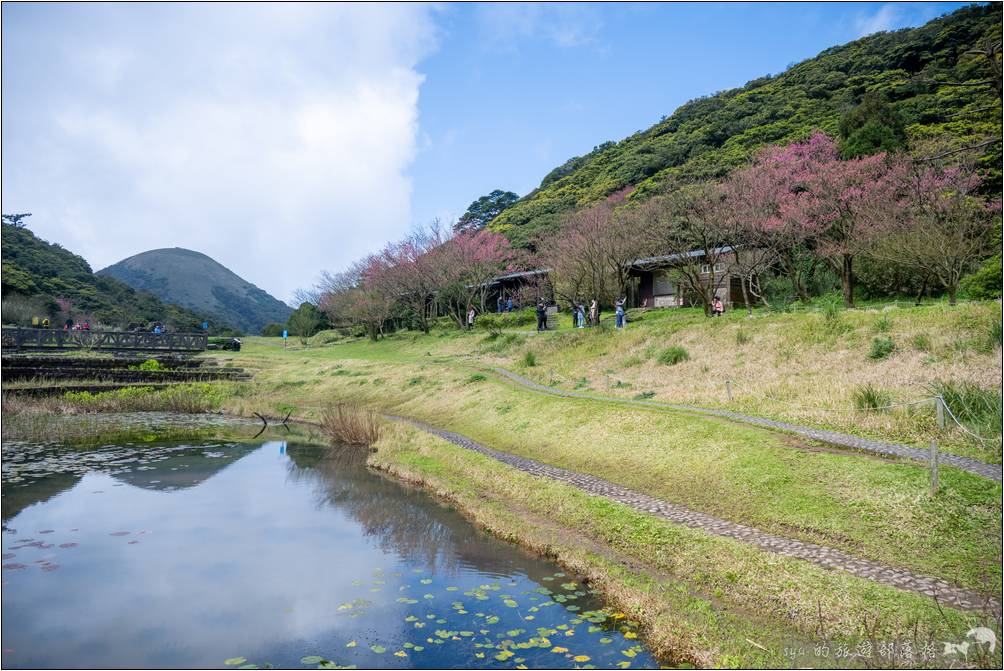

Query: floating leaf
[404,616,418,623]
[370,645,386,654]
[573,655,591,662]
[485,616,500,624]
[503,599,518,608]
[599,638,613,645]
[622,649,637,658]
[420,579,432,585]
[623,632,637,639]
[300,656,324,664]
[412,646,424,652]
[393,651,407,658]
[224,658,247,666]
[551,647,568,653]
[617,662,631,669]
[445,586,459,591]
[345,641,357,648]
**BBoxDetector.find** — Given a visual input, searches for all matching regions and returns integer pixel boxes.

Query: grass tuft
[851,384,892,412]
[520,351,537,368]
[320,403,382,446]
[657,346,689,365]
[928,379,1003,440]
[868,336,896,360]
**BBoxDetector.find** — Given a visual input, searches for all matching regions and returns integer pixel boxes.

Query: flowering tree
[871,158,1000,304]
[316,260,396,341]
[541,196,651,311]
[367,223,448,334]
[426,229,518,328]
[757,132,903,307]
[634,183,733,316]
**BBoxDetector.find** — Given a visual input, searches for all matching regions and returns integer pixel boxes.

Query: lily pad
[223,657,247,666]
[300,656,324,664]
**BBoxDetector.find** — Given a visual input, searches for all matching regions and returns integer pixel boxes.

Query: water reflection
[2,439,658,669]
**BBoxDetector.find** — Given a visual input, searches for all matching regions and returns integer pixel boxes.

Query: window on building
[700,263,726,275]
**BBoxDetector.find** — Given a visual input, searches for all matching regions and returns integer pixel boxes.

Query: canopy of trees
[454,190,520,233]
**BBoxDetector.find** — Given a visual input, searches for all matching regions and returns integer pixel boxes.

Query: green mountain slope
[1,223,219,331]
[99,248,292,335]
[490,4,1001,246]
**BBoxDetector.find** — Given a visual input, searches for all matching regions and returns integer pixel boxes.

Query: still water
[2,438,659,669]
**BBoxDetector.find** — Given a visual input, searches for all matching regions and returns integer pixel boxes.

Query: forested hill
[489,3,1002,247]
[1,223,222,331]
[99,248,292,335]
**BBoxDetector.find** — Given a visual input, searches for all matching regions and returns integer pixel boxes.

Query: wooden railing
[1,328,208,352]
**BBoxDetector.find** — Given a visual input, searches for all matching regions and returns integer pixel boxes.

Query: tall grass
[520,351,537,367]
[868,337,896,360]
[2,383,228,415]
[320,403,382,446]
[928,380,1003,440]
[851,384,892,412]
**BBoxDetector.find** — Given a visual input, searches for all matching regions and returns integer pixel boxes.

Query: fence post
[935,395,946,430]
[726,379,733,402]
[929,440,939,496]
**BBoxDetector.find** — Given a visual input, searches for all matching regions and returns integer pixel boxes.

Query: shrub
[320,404,382,446]
[620,354,644,368]
[852,384,891,412]
[657,346,689,365]
[520,351,537,367]
[868,336,896,360]
[873,314,892,333]
[135,358,164,371]
[476,308,536,335]
[928,380,1003,440]
[480,332,525,354]
[960,253,1002,300]
[466,373,487,384]
[735,328,750,345]
[633,391,655,400]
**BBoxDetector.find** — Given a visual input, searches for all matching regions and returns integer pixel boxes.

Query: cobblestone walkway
[492,368,1003,483]
[390,414,1001,615]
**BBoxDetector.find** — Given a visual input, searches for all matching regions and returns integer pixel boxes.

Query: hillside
[0,223,218,331]
[489,3,1002,246]
[99,248,292,335]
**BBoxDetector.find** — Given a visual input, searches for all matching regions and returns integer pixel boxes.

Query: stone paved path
[390,414,1001,615]
[492,368,1003,483]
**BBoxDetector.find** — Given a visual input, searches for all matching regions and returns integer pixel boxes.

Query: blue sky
[1,2,973,301]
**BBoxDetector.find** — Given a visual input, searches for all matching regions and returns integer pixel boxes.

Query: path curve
[492,368,1003,483]
[390,414,1001,615]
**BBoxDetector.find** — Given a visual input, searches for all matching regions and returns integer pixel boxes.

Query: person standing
[506,297,513,313]
[576,303,586,329]
[467,306,476,330]
[615,298,626,329]
[712,296,725,317]
[497,295,503,314]
[589,298,598,327]
[535,301,547,332]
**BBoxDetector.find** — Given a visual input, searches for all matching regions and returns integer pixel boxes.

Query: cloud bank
[1,3,438,301]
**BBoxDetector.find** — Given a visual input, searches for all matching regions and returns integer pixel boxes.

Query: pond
[2,435,660,669]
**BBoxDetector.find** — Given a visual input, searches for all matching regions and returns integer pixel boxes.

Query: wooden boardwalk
[1,327,207,352]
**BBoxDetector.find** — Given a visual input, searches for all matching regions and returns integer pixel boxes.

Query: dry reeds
[320,403,382,446]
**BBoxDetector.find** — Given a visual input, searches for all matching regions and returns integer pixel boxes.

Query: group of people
[495,295,516,313]
[63,318,91,331]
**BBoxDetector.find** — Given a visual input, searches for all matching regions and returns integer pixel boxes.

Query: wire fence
[717,379,999,446]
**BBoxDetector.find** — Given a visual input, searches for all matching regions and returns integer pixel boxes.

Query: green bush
[851,384,891,411]
[261,323,284,337]
[657,346,689,365]
[868,336,896,360]
[135,358,163,371]
[960,254,1002,300]
[520,351,537,368]
[466,373,487,384]
[477,309,536,335]
[480,332,525,354]
[633,391,656,400]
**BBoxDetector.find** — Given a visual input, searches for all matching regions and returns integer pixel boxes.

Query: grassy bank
[367,422,996,668]
[218,337,1001,595]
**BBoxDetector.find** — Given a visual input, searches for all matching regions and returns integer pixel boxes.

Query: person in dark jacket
[536,302,547,332]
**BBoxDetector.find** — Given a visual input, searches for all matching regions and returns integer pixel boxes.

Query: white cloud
[1,3,439,301]
[476,4,603,50]
[855,4,901,36]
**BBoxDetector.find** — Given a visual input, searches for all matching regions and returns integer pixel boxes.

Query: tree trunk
[914,275,929,306]
[740,275,752,315]
[841,254,855,308]
[367,324,378,341]
[782,249,811,303]
[947,283,958,306]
